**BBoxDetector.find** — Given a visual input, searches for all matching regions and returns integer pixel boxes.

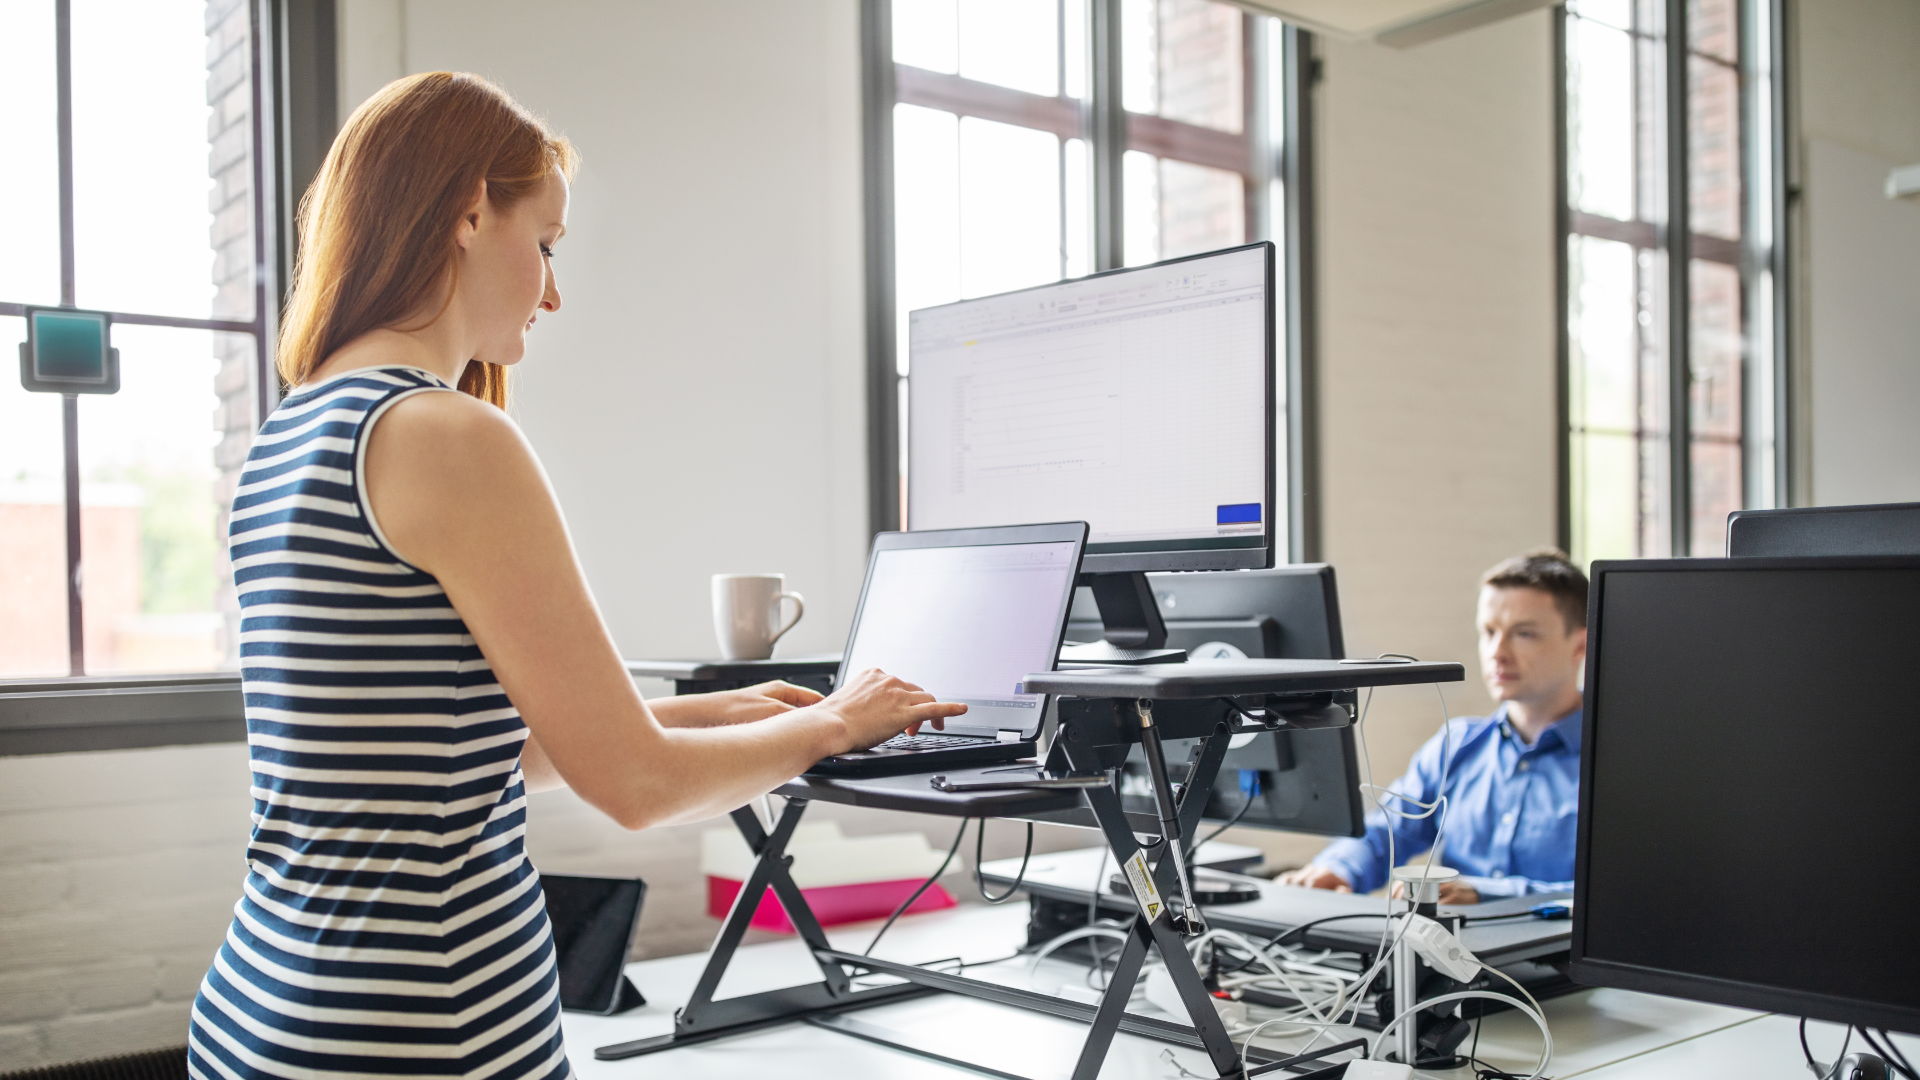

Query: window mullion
[1089,0,1126,272]
[55,0,85,676]
[1665,0,1692,556]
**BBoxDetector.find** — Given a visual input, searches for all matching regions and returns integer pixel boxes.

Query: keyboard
[877,733,982,751]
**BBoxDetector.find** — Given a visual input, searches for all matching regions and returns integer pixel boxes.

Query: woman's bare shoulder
[363,386,553,563]
[374,385,529,465]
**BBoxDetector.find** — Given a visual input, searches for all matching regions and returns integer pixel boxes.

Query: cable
[865,817,969,957]
[1194,786,1256,849]
[1860,1029,1919,1080]
[1086,847,1109,976]
[1368,990,1551,1079]
[1801,1020,1856,1080]
[1881,1029,1919,1080]
[974,819,1034,904]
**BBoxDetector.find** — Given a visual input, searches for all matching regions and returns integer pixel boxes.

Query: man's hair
[1481,549,1589,633]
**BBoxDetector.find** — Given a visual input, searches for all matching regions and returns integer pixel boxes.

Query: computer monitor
[1066,565,1344,662]
[1086,566,1365,839]
[1726,502,1920,557]
[1572,557,1920,1034]
[906,243,1276,661]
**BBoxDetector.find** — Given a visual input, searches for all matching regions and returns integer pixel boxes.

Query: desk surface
[779,761,1082,818]
[1021,658,1465,699]
[561,901,1912,1079]
[627,656,843,681]
[979,848,1572,966]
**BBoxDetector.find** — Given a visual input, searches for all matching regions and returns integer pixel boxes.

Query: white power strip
[1394,912,1482,982]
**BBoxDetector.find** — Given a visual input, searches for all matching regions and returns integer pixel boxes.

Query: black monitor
[1572,557,1920,1034]
[1726,502,1920,557]
[1083,566,1365,839]
[906,243,1276,662]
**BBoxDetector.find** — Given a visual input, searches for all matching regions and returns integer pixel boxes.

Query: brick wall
[0,744,253,1066]
[206,0,258,669]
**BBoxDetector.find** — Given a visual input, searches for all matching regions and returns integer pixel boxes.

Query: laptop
[808,522,1089,775]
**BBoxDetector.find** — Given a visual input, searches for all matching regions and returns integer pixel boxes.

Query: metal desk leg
[1062,725,1245,1078]
[594,799,931,1060]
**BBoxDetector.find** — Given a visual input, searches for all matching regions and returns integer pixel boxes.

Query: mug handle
[768,592,805,648]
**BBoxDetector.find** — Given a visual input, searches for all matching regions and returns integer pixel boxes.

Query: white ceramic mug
[711,574,805,660]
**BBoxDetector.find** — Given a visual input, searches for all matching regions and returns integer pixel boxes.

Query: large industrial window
[0,0,273,678]
[867,0,1316,553]
[1560,0,1787,562]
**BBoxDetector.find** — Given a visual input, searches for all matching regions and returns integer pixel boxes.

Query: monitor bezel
[905,242,1277,575]
[1571,555,1920,1034]
[838,521,1090,740]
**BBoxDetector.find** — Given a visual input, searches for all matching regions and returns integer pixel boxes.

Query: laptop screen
[841,539,1080,738]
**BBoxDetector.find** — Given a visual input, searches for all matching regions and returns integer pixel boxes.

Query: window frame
[1555,0,1792,560]
[1,0,336,751]
[860,0,1321,559]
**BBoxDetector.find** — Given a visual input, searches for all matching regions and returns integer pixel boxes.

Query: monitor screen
[906,244,1273,572]
[841,538,1081,738]
[1573,559,1920,1032]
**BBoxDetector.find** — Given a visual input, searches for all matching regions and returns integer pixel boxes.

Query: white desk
[563,902,1914,1079]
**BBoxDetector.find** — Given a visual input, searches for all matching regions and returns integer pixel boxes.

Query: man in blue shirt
[1279,550,1588,904]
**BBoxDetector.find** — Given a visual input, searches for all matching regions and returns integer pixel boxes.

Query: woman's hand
[650,681,825,728]
[813,668,969,753]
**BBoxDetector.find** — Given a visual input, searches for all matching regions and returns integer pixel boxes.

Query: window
[0,0,272,678]
[1560,0,1785,562]
[870,0,1312,550]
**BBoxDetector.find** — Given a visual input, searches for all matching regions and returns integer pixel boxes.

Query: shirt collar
[1494,702,1585,754]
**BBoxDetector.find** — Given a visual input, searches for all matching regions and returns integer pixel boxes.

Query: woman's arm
[364,390,962,828]
[649,681,825,728]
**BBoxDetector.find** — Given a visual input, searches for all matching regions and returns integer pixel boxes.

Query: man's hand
[1389,879,1482,906]
[1277,865,1352,892]
[650,680,826,728]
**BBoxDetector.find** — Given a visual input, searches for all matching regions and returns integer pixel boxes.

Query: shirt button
[1503,812,1515,823]
[1518,761,1531,772]
[1493,871,1506,878]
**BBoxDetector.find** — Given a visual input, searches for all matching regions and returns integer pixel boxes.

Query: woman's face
[462,170,569,367]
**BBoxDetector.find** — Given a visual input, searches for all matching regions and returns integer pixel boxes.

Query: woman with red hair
[187,73,960,1079]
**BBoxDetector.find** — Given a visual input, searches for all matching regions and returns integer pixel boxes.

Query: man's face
[1477,586,1587,706]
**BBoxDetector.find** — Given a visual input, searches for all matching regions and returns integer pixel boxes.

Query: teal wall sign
[20,308,120,394]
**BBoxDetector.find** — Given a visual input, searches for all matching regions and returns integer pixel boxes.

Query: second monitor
[908,243,1277,663]
[1076,566,1366,840]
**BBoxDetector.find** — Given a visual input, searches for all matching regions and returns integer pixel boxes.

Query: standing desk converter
[599,658,1464,1080]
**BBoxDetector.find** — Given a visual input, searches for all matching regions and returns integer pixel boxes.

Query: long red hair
[277,72,578,408]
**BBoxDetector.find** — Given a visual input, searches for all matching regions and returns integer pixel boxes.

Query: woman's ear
[453,178,488,250]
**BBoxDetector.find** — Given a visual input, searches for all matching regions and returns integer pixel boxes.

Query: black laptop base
[806,738,1035,776]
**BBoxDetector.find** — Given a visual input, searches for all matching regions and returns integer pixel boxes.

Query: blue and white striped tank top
[189,367,569,1080]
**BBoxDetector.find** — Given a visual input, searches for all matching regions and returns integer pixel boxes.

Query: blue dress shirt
[1313,705,1582,898]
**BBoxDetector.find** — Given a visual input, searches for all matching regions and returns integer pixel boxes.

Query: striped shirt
[189,367,569,1080]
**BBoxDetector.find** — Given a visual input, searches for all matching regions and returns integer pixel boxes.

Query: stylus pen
[1136,700,1205,933]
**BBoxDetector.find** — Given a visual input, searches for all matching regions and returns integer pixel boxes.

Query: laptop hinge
[996,729,1023,743]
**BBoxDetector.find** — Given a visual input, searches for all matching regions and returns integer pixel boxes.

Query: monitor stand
[1058,571,1188,666]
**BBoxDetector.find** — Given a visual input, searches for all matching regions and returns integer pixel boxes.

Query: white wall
[1795,0,1920,506]
[340,0,875,661]
[1217,12,1560,871]
[1805,138,1920,506]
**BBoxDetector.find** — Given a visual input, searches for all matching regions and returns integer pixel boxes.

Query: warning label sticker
[1122,850,1165,923]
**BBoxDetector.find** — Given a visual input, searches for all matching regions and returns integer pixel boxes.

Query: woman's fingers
[759,680,824,707]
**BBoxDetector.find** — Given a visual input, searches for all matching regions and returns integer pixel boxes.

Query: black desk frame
[597,662,1459,1079]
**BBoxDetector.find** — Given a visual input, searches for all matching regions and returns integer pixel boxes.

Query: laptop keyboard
[878,733,984,751]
